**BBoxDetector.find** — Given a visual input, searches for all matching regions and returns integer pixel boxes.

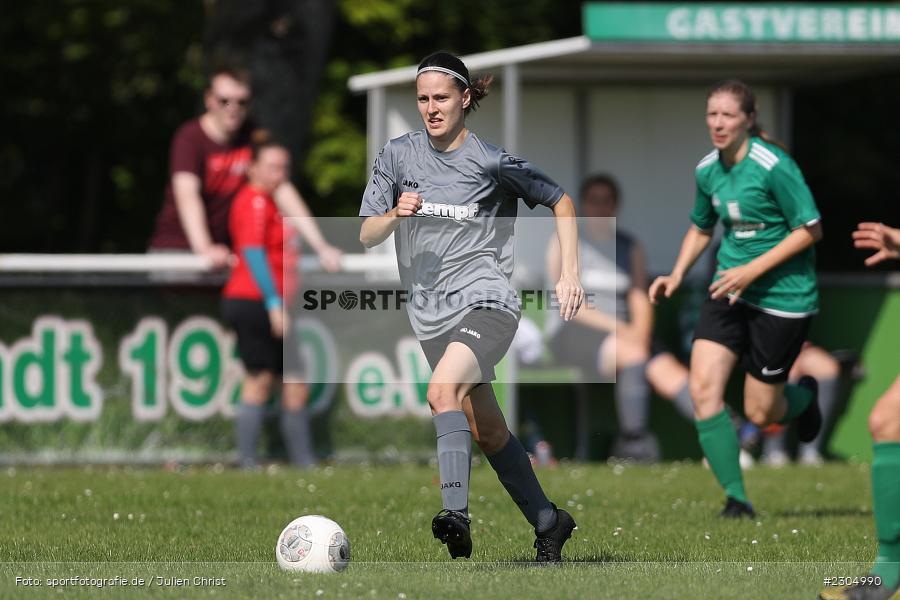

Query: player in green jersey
[820,222,900,600]
[650,80,824,518]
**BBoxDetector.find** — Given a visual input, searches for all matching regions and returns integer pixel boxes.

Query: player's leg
[646,350,696,420]
[744,375,819,434]
[279,325,316,467]
[796,344,841,464]
[868,376,900,590]
[280,382,315,467]
[609,333,658,461]
[236,370,274,468]
[743,310,820,443]
[224,298,278,468]
[762,344,809,464]
[428,341,482,511]
[819,376,900,600]
[690,339,750,515]
[658,346,769,470]
[465,384,558,532]
[464,383,576,562]
[743,378,787,425]
[424,340,482,559]
[763,342,835,465]
[612,332,651,434]
[759,424,791,467]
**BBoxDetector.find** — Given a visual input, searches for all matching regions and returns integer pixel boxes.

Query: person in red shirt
[149,64,342,271]
[222,136,314,468]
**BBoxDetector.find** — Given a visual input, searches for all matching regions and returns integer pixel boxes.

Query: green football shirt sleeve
[770,158,821,229]
[690,171,717,231]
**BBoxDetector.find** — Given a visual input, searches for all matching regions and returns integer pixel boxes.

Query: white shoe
[761,450,790,468]
[739,449,755,470]
[702,450,755,470]
[798,448,824,467]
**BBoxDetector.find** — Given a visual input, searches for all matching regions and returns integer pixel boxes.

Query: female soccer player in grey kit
[359,52,584,562]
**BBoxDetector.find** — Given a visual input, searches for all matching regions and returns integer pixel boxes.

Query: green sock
[779,383,812,424]
[871,442,900,588]
[696,410,748,504]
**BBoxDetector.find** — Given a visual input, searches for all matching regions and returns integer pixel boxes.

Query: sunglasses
[215,96,250,109]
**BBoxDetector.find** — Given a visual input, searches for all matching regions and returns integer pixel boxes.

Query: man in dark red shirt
[148,66,341,271]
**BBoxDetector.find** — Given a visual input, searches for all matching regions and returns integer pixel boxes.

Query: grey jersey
[360,130,564,339]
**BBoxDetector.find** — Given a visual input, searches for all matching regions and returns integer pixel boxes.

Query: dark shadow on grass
[772,507,872,518]
[506,552,644,565]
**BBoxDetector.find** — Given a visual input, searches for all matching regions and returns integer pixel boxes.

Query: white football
[275,515,351,573]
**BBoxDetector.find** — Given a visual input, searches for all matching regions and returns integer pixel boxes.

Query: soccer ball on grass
[275,515,350,573]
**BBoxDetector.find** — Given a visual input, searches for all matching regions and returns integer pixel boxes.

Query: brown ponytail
[708,79,789,152]
[467,75,493,114]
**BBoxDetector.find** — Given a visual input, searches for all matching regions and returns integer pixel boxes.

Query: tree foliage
[0,0,206,252]
[1,0,897,272]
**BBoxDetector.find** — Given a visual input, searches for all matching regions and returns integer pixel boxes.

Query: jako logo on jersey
[441,481,462,489]
[418,202,479,221]
[459,327,481,339]
[402,178,419,189]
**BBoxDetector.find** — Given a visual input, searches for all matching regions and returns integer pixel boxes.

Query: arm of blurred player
[853,222,900,266]
[273,182,343,272]
[649,226,712,304]
[624,240,653,349]
[172,172,230,268]
[359,192,421,248]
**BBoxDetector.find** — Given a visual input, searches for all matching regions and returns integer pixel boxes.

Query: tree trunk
[204,0,336,162]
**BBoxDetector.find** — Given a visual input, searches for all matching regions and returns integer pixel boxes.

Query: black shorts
[693,297,811,384]
[222,298,303,375]
[419,307,519,383]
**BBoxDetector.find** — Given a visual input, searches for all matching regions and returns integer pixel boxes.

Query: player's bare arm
[359,192,422,248]
[551,193,584,321]
[649,226,712,303]
[710,222,822,303]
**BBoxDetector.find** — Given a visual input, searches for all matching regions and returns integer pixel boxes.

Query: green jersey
[691,137,820,316]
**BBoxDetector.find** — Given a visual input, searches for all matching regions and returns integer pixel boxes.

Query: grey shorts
[419,306,519,383]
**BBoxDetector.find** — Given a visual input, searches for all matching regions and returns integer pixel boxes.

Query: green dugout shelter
[348,2,900,459]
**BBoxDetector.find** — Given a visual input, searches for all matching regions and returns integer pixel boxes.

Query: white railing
[0,253,398,275]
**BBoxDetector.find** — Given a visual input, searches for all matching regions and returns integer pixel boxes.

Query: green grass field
[0,461,877,599]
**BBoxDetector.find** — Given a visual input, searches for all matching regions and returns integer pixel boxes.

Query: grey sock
[485,433,557,533]
[280,407,316,467]
[616,362,650,435]
[236,403,266,467]
[803,376,839,453]
[433,411,472,514]
[672,382,696,421]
